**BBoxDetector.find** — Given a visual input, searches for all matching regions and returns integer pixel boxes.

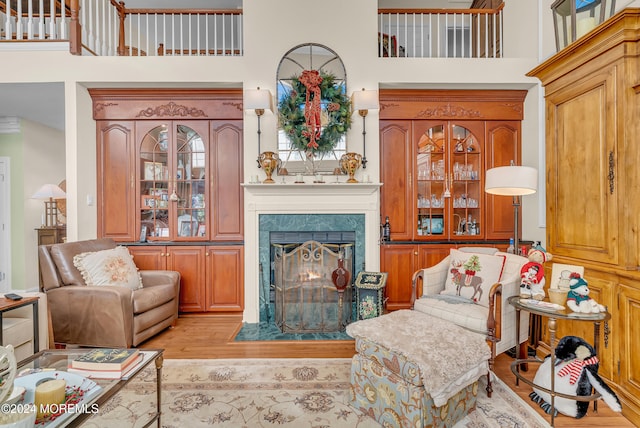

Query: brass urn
[258,151,280,184]
[340,152,362,183]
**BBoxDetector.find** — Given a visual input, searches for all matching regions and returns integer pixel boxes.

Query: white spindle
[205,13,209,55]
[6,0,14,40]
[213,13,217,56]
[145,12,149,56]
[136,13,140,56]
[49,0,55,37]
[230,12,234,56]
[37,0,44,39]
[188,13,192,55]
[499,9,503,58]
[127,11,132,56]
[179,13,184,55]
[484,11,488,58]
[101,1,107,55]
[196,13,200,55]
[222,12,226,56]
[162,14,166,56]
[154,13,158,56]
[59,0,65,39]
[171,13,175,56]
[492,10,497,58]
[27,0,33,39]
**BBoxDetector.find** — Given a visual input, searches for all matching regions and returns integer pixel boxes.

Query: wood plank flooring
[141,315,634,427]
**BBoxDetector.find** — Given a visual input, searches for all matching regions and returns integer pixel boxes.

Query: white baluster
[205,13,209,55]
[38,0,44,39]
[27,0,33,39]
[5,0,13,40]
[49,0,55,37]
[213,13,217,56]
[101,0,107,55]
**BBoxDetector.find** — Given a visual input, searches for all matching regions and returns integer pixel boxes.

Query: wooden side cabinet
[527,10,640,425]
[128,244,244,314]
[36,226,66,245]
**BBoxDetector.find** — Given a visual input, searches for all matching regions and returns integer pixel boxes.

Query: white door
[0,157,10,292]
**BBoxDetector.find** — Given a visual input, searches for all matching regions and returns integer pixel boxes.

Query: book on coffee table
[68,351,149,379]
[71,348,140,371]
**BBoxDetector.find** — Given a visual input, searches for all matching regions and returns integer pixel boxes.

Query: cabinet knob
[160,253,165,257]
[206,252,210,256]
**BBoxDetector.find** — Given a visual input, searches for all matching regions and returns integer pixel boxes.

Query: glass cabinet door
[416,124,446,238]
[139,121,208,241]
[175,124,207,239]
[415,122,483,240]
[450,124,481,237]
[140,124,171,240]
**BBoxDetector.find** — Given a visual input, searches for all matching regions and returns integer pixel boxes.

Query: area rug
[81,358,550,428]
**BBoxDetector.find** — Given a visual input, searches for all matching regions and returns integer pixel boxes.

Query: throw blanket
[346,309,491,406]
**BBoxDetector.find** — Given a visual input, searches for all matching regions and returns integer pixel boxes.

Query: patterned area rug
[81,358,549,428]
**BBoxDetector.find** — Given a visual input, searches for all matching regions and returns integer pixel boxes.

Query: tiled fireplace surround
[243,183,382,324]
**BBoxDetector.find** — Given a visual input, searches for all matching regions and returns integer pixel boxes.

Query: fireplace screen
[273,240,353,333]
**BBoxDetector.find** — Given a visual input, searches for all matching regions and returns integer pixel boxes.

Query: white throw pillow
[73,246,143,290]
[441,248,506,307]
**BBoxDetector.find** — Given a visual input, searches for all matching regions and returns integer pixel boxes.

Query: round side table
[507,295,610,427]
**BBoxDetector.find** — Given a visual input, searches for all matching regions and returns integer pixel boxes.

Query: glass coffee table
[16,348,163,427]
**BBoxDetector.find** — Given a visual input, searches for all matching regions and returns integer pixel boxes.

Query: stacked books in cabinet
[68,348,147,379]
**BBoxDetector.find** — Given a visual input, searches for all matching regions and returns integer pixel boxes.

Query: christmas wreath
[278,70,352,155]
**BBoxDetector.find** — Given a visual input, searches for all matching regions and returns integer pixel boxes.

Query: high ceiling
[0,0,474,132]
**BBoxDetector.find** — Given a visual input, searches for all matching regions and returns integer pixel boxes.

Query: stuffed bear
[530,335,622,418]
[520,248,552,300]
[566,273,606,313]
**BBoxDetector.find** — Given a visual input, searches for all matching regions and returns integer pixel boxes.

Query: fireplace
[272,235,354,333]
[242,183,381,325]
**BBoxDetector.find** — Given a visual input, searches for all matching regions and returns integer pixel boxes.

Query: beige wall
[21,120,65,289]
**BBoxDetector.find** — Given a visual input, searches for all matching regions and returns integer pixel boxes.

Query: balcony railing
[0,0,242,56]
[1,1,503,59]
[378,5,504,58]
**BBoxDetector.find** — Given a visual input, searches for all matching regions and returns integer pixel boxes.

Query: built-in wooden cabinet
[90,89,244,314]
[128,244,243,313]
[379,90,525,309]
[527,9,640,425]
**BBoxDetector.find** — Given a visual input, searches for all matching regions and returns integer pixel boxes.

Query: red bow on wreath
[299,70,323,149]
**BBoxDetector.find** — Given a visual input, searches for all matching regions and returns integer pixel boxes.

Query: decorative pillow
[73,246,143,290]
[441,248,506,307]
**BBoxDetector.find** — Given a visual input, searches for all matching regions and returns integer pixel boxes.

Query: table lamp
[32,184,66,227]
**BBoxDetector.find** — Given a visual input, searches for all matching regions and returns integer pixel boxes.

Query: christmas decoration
[278,70,352,155]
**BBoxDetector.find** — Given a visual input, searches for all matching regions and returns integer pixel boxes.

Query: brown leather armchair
[39,238,180,348]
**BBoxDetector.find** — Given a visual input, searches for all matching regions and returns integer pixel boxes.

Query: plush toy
[520,248,552,300]
[530,335,621,418]
[566,273,607,313]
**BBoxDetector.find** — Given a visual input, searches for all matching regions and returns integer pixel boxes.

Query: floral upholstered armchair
[410,247,529,392]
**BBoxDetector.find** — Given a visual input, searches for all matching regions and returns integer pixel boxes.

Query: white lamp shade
[352,89,379,111]
[31,183,66,199]
[485,166,538,196]
[245,88,272,111]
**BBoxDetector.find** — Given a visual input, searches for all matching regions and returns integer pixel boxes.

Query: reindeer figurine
[449,258,484,302]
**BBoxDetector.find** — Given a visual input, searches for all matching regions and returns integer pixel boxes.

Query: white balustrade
[1,3,499,59]
[378,7,503,58]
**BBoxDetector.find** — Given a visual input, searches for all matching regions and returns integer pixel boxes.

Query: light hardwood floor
[141,315,634,427]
